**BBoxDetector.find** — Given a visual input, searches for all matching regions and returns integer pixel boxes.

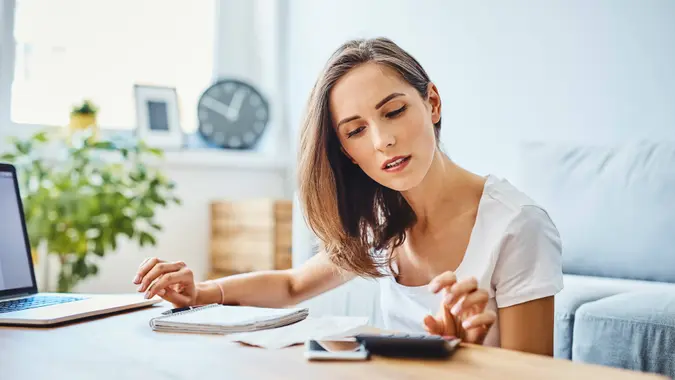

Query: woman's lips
[382,155,411,172]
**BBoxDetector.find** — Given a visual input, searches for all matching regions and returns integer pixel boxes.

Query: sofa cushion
[554,275,675,359]
[516,141,675,282]
[572,291,675,378]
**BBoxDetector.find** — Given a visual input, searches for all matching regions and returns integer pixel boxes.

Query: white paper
[225,316,369,349]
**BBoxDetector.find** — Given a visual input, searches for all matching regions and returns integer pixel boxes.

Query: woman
[133,37,563,355]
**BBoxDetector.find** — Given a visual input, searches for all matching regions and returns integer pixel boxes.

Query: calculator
[353,333,461,359]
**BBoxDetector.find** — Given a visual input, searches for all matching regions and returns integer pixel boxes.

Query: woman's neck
[401,149,485,233]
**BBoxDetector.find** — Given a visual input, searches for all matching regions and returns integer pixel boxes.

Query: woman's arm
[498,296,555,356]
[195,252,355,308]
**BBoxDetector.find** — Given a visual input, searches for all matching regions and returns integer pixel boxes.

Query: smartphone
[304,338,370,361]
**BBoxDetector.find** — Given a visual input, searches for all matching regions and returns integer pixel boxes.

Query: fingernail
[133,275,140,284]
[444,293,455,305]
[428,282,439,293]
[144,292,151,299]
[462,320,471,329]
[451,303,461,316]
[158,289,166,296]
[137,285,143,292]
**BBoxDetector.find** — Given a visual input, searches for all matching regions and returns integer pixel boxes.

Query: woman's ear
[426,83,442,124]
[341,147,357,164]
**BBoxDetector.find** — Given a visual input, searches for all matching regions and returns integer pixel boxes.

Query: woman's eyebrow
[375,92,405,109]
[336,92,406,128]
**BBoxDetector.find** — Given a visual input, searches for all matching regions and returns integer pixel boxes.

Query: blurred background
[0,0,674,319]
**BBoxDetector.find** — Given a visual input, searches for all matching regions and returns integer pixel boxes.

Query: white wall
[284,0,675,321]
[285,0,675,182]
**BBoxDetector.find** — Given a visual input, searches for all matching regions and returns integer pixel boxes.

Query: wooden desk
[0,302,666,380]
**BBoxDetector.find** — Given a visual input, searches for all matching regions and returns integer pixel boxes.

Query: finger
[134,257,161,284]
[428,271,457,293]
[133,258,152,284]
[442,277,478,309]
[423,315,443,336]
[145,268,189,299]
[446,277,478,302]
[461,310,497,331]
[450,290,488,317]
[158,287,192,307]
[138,261,185,292]
[430,301,456,337]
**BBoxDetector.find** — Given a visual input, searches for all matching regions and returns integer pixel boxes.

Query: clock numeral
[254,122,265,133]
[214,132,225,144]
[224,83,236,93]
[198,108,209,121]
[244,132,255,144]
[256,109,267,120]
[201,123,213,136]
[249,94,261,107]
[229,136,242,148]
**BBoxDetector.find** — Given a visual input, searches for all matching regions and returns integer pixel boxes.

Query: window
[11,0,215,133]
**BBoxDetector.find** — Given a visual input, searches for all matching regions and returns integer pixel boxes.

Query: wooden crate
[210,199,292,277]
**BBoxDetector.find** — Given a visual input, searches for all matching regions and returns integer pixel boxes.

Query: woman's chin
[378,174,424,193]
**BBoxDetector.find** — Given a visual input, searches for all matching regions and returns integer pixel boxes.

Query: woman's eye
[347,126,365,138]
[385,105,407,118]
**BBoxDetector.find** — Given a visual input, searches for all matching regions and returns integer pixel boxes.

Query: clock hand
[228,88,248,121]
[201,96,233,121]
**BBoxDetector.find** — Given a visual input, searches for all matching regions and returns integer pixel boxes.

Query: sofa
[515,141,675,378]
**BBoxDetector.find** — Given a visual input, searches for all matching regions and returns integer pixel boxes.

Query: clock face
[197,79,270,149]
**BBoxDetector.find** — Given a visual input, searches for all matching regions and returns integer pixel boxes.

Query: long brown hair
[297,37,441,278]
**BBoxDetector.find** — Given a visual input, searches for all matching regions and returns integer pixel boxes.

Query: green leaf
[139,231,156,247]
[16,141,31,155]
[0,153,16,162]
[33,131,49,143]
[92,141,116,150]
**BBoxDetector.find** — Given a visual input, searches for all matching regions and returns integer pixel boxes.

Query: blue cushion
[572,291,675,378]
[554,275,632,359]
[516,141,675,282]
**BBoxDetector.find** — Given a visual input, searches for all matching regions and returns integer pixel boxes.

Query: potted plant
[0,129,182,292]
[69,99,99,140]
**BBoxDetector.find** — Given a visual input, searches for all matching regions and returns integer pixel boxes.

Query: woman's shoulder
[481,174,558,234]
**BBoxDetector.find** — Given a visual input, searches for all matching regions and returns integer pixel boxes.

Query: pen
[161,306,197,315]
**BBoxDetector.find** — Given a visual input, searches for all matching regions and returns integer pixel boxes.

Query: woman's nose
[372,125,396,151]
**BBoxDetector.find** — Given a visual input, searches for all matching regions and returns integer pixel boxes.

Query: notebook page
[162,305,307,327]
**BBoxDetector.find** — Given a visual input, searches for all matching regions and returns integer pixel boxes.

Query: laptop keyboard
[0,295,88,314]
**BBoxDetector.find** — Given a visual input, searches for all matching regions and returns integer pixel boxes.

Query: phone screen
[308,339,365,353]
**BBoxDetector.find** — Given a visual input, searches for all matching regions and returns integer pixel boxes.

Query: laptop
[0,163,161,326]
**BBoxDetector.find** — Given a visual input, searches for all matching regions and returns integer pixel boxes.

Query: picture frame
[133,84,184,149]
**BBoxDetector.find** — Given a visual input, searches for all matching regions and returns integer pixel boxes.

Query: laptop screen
[0,171,34,292]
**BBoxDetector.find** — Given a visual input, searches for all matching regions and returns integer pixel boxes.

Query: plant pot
[68,113,99,141]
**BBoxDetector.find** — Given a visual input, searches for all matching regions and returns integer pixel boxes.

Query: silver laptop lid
[0,163,37,299]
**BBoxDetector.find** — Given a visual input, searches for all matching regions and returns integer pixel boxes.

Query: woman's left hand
[423,271,497,344]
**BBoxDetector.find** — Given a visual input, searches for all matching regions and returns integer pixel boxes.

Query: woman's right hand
[133,257,198,307]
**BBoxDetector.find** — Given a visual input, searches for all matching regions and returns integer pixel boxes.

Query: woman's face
[330,62,441,192]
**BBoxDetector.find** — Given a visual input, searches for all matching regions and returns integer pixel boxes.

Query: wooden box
[209,199,292,278]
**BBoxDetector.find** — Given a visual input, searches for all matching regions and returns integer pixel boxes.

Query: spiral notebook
[149,304,309,334]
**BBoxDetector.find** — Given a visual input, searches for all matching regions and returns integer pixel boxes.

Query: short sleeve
[492,205,564,308]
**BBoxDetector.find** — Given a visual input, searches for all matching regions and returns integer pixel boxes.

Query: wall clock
[196,79,270,150]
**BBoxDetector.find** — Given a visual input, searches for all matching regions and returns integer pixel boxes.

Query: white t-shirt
[378,174,564,347]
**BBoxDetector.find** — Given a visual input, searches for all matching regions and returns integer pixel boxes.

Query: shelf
[158,149,289,170]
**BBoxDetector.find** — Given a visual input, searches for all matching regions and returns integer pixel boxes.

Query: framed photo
[133,85,184,149]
